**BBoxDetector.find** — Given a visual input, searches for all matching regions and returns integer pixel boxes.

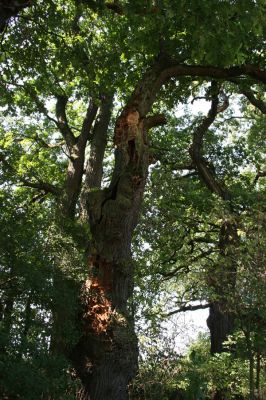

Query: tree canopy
[0,1,266,399]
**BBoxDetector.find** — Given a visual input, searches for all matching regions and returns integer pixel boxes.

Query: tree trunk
[207,302,234,354]
[50,97,99,356]
[255,353,261,399]
[71,124,149,399]
[69,60,167,399]
[207,220,238,354]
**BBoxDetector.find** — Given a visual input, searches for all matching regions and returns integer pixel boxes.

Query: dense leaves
[0,0,266,399]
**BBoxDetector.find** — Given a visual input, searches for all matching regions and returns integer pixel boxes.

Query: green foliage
[0,190,86,398]
[0,0,266,398]
[130,332,266,400]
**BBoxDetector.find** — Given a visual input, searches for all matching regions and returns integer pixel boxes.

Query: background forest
[0,1,265,400]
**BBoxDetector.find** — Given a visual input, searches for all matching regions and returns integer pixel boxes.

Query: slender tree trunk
[255,353,261,399]
[18,292,32,358]
[249,348,255,400]
[244,328,255,400]
[0,264,16,353]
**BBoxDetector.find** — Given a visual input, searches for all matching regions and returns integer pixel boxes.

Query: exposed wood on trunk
[70,64,168,399]
[70,59,266,397]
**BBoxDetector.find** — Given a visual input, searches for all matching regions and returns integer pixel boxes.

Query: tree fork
[70,62,169,398]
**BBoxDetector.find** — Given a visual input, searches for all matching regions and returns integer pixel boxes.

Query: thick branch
[242,89,266,114]
[163,63,266,85]
[20,179,60,195]
[189,86,231,201]
[78,100,98,147]
[80,94,114,221]
[144,114,167,130]
[120,59,266,128]
[55,95,76,148]
[84,94,113,189]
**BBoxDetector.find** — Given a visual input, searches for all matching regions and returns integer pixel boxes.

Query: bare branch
[144,114,167,130]
[20,178,60,195]
[78,100,98,146]
[159,249,215,280]
[165,303,210,317]
[32,134,64,149]
[0,152,60,196]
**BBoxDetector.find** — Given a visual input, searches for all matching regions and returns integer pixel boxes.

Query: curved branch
[163,63,266,85]
[242,89,266,114]
[119,59,266,129]
[55,95,76,148]
[159,249,215,280]
[189,85,231,201]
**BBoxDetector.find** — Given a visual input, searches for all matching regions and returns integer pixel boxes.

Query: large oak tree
[0,1,265,399]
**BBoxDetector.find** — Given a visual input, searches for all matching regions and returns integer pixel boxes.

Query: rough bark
[80,94,114,220]
[42,59,266,397]
[206,218,238,354]
[71,124,149,399]
[70,62,167,400]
